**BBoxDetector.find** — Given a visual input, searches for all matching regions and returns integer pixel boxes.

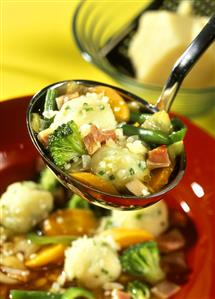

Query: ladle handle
[156,15,215,111]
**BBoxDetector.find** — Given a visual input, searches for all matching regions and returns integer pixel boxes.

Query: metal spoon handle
[156,15,215,111]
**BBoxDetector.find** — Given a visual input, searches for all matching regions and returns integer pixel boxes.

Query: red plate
[0,96,214,299]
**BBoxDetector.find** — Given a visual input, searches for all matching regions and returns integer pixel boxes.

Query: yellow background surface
[1,0,215,136]
[1,0,115,99]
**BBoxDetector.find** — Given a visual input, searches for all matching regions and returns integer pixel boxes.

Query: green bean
[27,233,76,245]
[169,128,187,144]
[129,112,151,124]
[10,288,95,299]
[62,288,95,299]
[171,117,185,130]
[10,290,61,299]
[122,125,170,145]
[44,88,57,112]
[42,88,57,129]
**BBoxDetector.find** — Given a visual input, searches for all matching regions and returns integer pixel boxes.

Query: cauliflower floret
[99,200,168,237]
[0,181,53,233]
[90,143,150,190]
[64,236,121,289]
[126,139,148,155]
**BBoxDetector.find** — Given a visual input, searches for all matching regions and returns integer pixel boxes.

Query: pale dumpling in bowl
[90,142,150,190]
[64,235,121,289]
[98,200,169,237]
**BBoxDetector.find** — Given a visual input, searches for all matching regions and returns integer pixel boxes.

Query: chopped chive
[101,268,109,275]
[157,209,162,215]
[129,168,135,175]
[135,213,142,220]
[99,105,105,110]
[82,102,94,112]
[98,170,105,176]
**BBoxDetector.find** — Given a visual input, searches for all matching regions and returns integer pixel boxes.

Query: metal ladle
[27,16,215,210]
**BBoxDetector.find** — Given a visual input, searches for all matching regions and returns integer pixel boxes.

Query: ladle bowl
[27,79,186,210]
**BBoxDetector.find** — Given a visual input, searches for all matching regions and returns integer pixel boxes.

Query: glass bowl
[72,0,215,117]
[26,79,186,210]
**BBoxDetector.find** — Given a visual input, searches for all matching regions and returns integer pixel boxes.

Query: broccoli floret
[67,194,110,218]
[39,167,58,191]
[48,120,86,168]
[67,194,90,209]
[120,241,165,285]
[127,281,150,299]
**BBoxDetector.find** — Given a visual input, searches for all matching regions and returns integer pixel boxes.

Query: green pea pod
[27,233,76,245]
[169,127,187,144]
[130,112,151,124]
[122,124,170,145]
[62,288,95,299]
[10,290,61,299]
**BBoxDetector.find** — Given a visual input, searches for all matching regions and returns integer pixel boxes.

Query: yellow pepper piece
[25,244,65,268]
[93,85,130,122]
[71,172,119,195]
[100,227,154,248]
[42,208,98,236]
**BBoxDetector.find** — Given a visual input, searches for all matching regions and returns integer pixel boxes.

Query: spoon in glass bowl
[155,15,215,112]
[27,16,215,210]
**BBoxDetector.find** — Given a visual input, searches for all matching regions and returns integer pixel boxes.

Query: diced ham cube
[156,229,186,253]
[112,290,131,299]
[37,128,54,146]
[161,251,190,284]
[151,280,181,299]
[83,125,116,155]
[147,145,171,170]
[126,178,150,196]
[89,125,116,143]
[83,133,101,155]
[162,251,188,270]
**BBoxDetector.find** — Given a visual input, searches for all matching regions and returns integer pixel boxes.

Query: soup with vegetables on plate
[0,165,196,299]
[31,82,186,197]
